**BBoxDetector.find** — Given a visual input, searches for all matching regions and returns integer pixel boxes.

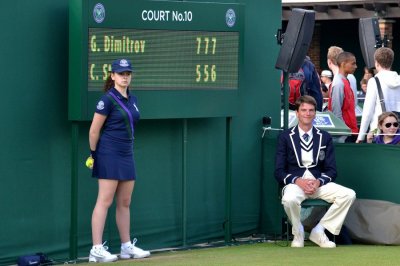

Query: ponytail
[103,74,114,92]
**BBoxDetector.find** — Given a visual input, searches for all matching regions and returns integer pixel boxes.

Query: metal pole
[282,72,289,130]
[182,119,188,247]
[224,117,232,243]
[69,122,79,259]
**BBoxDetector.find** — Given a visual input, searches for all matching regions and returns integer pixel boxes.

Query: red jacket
[328,78,359,133]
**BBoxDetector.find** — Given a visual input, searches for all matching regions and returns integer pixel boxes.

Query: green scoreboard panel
[69,0,244,120]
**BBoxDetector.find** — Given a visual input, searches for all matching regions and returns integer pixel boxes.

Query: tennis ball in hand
[86,156,94,169]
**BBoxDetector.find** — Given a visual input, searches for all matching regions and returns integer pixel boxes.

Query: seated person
[358,78,368,104]
[274,95,356,248]
[366,112,400,144]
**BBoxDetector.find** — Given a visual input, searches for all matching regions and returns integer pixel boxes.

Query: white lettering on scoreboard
[142,10,193,22]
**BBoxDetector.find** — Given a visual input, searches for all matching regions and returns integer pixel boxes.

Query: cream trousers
[282,182,356,236]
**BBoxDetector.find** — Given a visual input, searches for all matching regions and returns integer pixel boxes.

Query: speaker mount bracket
[275,29,284,45]
[375,34,389,48]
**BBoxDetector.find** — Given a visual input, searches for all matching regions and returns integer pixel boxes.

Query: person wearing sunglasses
[367,112,400,144]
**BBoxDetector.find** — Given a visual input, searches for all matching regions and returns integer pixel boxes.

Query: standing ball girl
[88,59,150,263]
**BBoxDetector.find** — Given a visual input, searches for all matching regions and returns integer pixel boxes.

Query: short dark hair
[360,78,368,86]
[337,51,355,66]
[295,95,317,111]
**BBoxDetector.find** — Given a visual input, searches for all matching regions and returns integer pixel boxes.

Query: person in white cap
[320,70,333,88]
[320,70,333,101]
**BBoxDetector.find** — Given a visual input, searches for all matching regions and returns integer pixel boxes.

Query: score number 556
[196,65,216,82]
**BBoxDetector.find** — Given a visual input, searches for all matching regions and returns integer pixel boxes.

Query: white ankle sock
[313,223,324,232]
[93,244,103,249]
[299,224,304,233]
[295,224,304,236]
[121,241,132,248]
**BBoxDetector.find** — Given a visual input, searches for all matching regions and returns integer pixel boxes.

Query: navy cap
[111,59,133,73]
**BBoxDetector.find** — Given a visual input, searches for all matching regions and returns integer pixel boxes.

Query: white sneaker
[89,242,118,263]
[309,229,336,248]
[120,238,151,259]
[291,231,304,248]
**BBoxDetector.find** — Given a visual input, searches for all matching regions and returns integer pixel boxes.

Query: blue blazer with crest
[274,125,337,187]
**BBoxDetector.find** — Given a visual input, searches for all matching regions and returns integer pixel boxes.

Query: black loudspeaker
[275,8,315,73]
[359,17,381,69]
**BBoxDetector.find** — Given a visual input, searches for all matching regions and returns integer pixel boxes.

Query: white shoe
[120,238,151,259]
[291,231,304,248]
[309,229,336,248]
[89,242,118,263]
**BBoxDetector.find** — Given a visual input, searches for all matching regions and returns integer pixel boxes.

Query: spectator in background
[288,56,323,111]
[356,47,400,143]
[358,78,368,104]
[321,83,329,104]
[321,70,333,98]
[348,67,359,107]
[321,70,333,89]
[327,46,358,109]
[366,112,400,144]
[328,52,359,141]
[363,66,375,81]
[320,70,333,110]
[360,78,368,95]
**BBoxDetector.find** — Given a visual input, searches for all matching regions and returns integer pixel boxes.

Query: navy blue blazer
[274,125,337,187]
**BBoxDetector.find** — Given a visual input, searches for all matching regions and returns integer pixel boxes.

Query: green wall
[0,0,281,264]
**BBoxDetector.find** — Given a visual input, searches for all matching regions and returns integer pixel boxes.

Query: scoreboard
[88,29,239,90]
[69,0,244,120]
